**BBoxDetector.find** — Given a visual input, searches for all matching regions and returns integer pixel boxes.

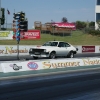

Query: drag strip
[0,53,100,99]
[0,53,100,61]
[0,67,100,100]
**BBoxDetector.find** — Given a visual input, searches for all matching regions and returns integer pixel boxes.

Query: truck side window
[58,42,64,47]
[64,43,70,47]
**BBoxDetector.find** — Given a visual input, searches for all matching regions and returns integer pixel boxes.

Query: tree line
[75,21,95,29]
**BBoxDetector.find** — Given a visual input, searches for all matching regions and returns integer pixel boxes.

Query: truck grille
[29,49,45,55]
[33,49,44,52]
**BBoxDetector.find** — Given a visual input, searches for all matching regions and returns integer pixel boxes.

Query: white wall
[0,45,99,56]
[95,6,100,13]
[95,0,100,29]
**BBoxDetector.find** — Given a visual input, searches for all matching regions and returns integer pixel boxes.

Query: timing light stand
[13,11,28,60]
[16,30,20,60]
[16,23,20,60]
[17,41,19,60]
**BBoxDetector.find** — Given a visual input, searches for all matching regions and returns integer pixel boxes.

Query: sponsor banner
[42,58,100,69]
[13,30,40,40]
[1,58,100,73]
[1,61,42,73]
[82,46,95,53]
[0,45,37,56]
[0,31,13,40]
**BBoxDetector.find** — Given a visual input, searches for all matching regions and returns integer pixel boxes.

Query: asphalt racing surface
[0,53,100,100]
[0,68,100,100]
[0,53,100,61]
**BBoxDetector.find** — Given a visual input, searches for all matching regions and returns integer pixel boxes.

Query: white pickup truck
[29,41,78,59]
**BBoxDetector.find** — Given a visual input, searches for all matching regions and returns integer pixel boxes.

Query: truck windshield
[43,42,58,46]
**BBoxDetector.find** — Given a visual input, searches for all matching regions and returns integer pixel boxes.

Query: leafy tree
[61,17,68,23]
[97,20,100,30]
[89,21,95,27]
[76,21,87,29]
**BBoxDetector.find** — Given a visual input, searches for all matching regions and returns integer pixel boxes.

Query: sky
[1,0,95,29]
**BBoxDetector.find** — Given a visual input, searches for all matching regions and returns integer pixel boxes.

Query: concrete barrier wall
[1,57,100,73]
[0,64,2,72]
[0,45,99,56]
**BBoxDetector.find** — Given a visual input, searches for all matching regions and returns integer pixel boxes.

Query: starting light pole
[13,11,28,60]
[13,12,21,60]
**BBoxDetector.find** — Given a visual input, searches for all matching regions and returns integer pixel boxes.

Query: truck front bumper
[30,54,49,57]
[29,52,50,58]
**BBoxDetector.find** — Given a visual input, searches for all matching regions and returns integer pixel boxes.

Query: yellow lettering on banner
[66,62,80,67]
[5,46,13,54]
[58,63,65,67]
[42,61,51,69]
[12,50,17,53]
[82,59,100,65]
[42,61,80,69]
[4,46,28,54]
[0,32,9,37]
[52,63,58,68]
[0,50,4,54]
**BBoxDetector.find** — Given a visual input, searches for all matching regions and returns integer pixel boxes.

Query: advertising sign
[52,22,76,30]
[13,30,40,40]
[82,46,95,53]
[9,64,22,71]
[0,31,13,40]
[0,45,30,56]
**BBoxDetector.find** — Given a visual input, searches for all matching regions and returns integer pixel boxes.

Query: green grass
[0,31,100,45]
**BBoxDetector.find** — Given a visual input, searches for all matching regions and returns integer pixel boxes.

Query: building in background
[95,0,100,29]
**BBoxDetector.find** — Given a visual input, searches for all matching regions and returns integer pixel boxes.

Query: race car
[29,41,78,59]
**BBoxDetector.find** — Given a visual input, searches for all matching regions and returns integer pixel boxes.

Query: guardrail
[0,67,100,100]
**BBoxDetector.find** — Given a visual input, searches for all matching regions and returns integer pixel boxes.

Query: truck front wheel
[49,52,56,59]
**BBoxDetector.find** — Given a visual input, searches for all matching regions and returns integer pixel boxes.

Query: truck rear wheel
[67,51,74,58]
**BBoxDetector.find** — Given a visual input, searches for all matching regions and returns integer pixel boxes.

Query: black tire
[67,51,74,58]
[33,56,38,59]
[49,52,56,59]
